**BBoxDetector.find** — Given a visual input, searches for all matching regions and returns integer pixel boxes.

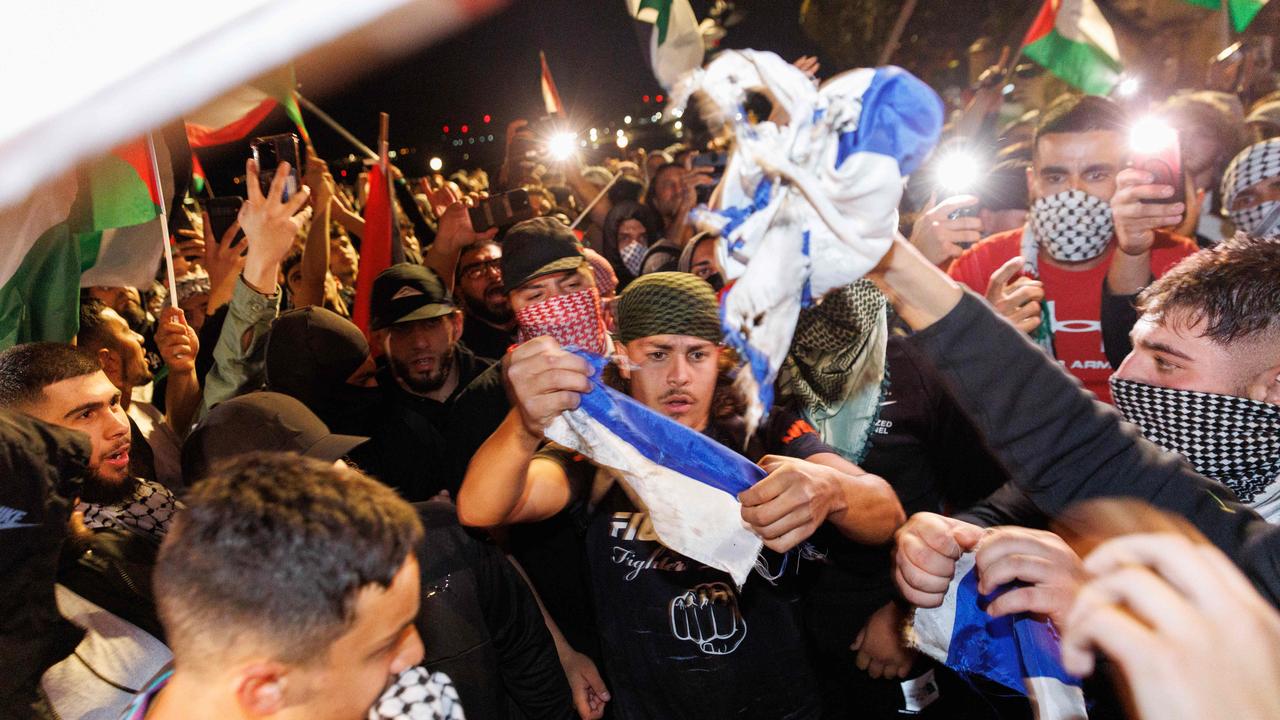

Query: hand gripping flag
[910,553,1088,720]
[673,51,942,433]
[543,350,766,586]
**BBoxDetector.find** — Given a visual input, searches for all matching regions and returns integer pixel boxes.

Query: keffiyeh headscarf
[1221,139,1280,236]
[778,280,888,464]
[173,267,211,305]
[1111,377,1280,505]
[515,287,611,356]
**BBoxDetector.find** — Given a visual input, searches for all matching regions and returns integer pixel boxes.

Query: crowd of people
[4,34,1280,720]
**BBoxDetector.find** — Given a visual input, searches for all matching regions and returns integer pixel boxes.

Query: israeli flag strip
[674,50,943,433]
[543,351,767,586]
[910,553,1087,720]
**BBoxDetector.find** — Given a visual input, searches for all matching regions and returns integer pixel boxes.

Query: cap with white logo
[370,263,455,331]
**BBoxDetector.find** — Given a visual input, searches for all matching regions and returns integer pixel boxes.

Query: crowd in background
[5,31,1280,720]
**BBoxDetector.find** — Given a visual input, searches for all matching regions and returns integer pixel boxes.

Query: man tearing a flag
[458,271,903,720]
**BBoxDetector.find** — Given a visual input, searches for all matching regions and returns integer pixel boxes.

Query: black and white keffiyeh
[370,667,466,720]
[1221,139,1280,236]
[1111,377,1280,505]
[77,478,178,543]
[1026,189,1115,263]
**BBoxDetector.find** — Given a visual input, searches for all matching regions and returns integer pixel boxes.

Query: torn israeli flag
[543,351,766,586]
[910,553,1087,720]
[674,50,943,434]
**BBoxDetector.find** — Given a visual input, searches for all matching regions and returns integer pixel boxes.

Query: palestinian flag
[1022,0,1123,95]
[540,51,565,115]
[185,65,310,148]
[0,135,171,347]
[0,174,80,347]
[1182,0,1268,32]
[625,0,705,91]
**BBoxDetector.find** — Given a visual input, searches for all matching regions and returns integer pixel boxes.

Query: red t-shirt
[948,228,1197,403]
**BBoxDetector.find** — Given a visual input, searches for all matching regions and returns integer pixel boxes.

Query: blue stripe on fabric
[718,301,775,414]
[568,350,765,497]
[800,231,813,308]
[717,176,774,242]
[945,567,1081,695]
[835,66,944,175]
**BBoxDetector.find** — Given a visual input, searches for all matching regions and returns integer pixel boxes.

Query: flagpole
[145,132,179,310]
[296,93,380,161]
[877,0,919,66]
[569,171,623,231]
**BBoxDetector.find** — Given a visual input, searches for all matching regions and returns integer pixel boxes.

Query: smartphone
[1131,123,1184,205]
[469,189,536,232]
[251,133,301,202]
[204,197,245,247]
[692,151,726,204]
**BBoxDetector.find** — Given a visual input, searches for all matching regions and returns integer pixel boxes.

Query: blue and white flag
[910,553,1087,720]
[543,351,766,586]
[674,51,943,433]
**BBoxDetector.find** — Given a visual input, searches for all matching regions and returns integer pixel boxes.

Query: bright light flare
[547,131,577,160]
[1116,76,1141,98]
[428,156,443,172]
[934,149,982,194]
[1130,116,1177,155]
[616,135,629,149]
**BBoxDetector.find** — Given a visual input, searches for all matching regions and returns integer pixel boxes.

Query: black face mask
[314,383,383,436]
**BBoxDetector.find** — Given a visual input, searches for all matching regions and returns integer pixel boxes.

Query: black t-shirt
[460,318,516,363]
[537,407,829,720]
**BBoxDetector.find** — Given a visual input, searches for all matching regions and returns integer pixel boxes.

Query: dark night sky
[198,0,817,186]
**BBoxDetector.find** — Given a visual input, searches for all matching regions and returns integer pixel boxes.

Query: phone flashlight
[1129,117,1184,205]
[934,149,984,219]
[547,132,578,161]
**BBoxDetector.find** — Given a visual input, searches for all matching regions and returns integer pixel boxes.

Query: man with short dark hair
[454,241,515,361]
[78,299,199,488]
[948,94,1198,402]
[1111,234,1280,518]
[0,343,177,542]
[122,453,437,720]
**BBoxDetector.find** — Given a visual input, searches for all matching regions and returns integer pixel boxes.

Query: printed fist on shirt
[669,582,748,655]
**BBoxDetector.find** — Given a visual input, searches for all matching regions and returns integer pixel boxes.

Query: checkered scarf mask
[369,667,465,720]
[619,239,647,276]
[1111,377,1280,505]
[515,287,610,355]
[1028,189,1115,262]
[1222,139,1280,236]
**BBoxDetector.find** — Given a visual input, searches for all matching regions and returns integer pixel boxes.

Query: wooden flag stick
[145,131,179,309]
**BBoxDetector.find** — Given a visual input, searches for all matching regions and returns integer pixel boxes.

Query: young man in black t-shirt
[458,273,904,719]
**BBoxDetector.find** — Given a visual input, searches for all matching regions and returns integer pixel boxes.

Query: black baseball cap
[500,217,586,292]
[182,392,368,482]
[370,263,455,331]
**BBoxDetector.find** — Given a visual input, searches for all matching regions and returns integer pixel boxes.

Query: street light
[429,156,443,172]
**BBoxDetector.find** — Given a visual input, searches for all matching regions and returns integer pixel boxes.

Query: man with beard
[367,263,493,499]
[455,240,516,361]
[77,300,199,489]
[84,286,150,335]
[947,94,1198,403]
[0,343,177,543]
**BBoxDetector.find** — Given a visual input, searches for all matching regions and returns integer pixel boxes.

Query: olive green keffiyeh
[778,280,888,464]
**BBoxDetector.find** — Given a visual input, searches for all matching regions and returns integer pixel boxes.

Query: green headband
[615,272,723,344]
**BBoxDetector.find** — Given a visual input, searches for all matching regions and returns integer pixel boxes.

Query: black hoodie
[0,411,90,717]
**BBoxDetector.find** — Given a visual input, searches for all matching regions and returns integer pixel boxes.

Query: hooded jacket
[0,411,90,717]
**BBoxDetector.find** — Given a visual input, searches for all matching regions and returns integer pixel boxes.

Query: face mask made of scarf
[1111,376,1280,505]
[1230,200,1280,237]
[515,287,610,356]
[619,240,647,276]
[1029,189,1115,262]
